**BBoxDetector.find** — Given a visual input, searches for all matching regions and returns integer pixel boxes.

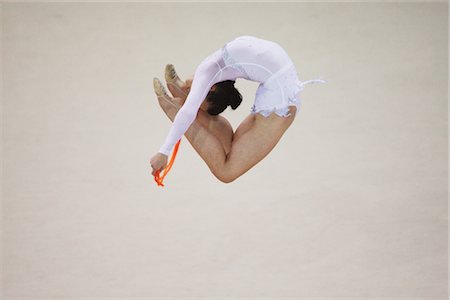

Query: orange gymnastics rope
[154,139,181,187]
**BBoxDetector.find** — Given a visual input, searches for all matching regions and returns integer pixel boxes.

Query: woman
[150,35,325,183]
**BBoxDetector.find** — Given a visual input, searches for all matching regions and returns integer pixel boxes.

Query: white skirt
[251,63,326,118]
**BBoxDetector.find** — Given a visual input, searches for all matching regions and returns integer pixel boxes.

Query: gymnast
[150,35,325,183]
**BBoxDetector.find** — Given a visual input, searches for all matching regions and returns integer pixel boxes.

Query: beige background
[1,2,448,299]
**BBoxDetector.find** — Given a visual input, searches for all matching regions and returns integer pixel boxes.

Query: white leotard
[158,36,325,155]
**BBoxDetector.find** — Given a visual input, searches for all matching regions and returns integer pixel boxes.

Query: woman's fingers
[150,157,167,176]
[151,164,162,176]
[150,157,159,176]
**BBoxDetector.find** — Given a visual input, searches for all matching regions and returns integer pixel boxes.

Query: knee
[213,170,238,184]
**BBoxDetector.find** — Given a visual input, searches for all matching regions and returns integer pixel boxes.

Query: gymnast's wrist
[158,144,171,156]
[157,151,169,157]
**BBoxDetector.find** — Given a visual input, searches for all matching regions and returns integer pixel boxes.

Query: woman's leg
[155,88,232,168]
[155,79,296,183]
[164,64,257,147]
[223,108,296,181]
[164,65,234,154]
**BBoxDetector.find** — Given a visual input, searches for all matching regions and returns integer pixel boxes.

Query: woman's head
[204,80,242,115]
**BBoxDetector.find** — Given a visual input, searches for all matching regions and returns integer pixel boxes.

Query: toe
[165,64,177,82]
[153,77,169,96]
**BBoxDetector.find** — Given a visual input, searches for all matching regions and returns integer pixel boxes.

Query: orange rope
[154,139,181,187]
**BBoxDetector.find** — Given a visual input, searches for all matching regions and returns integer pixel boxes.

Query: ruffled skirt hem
[250,98,299,118]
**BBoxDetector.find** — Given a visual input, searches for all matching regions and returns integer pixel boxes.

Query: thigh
[232,114,256,143]
[225,106,297,179]
[208,114,234,155]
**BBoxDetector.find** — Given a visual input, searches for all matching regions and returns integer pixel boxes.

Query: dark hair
[205,80,242,115]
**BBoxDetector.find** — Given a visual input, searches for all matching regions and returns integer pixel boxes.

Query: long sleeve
[158,61,219,156]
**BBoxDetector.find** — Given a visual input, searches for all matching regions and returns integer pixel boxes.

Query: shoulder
[194,59,221,79]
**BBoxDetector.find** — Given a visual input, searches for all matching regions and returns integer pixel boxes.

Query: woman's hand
[150,152,168,176]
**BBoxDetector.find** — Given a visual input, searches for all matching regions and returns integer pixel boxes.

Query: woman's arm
[158,61,219,155]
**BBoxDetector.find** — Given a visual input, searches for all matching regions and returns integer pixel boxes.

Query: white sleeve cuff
[158,147,170,156]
